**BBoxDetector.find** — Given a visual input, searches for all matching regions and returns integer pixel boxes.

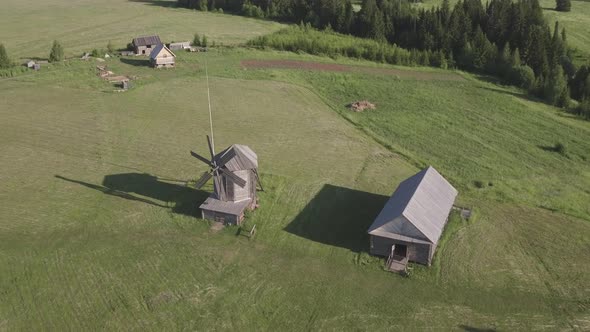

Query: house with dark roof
[149,44,175,68]
[367,166,457,271]
[132,35,162,55]
[199,144,259,225]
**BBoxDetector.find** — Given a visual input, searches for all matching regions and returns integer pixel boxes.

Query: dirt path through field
[241,59,465,81]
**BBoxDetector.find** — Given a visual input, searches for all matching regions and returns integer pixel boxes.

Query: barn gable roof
[149,44,176,60]
[367,166,458,245]
[133,35,162,47]
[215,144,258,171]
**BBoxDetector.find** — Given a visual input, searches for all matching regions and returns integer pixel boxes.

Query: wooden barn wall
[370,236,432,265]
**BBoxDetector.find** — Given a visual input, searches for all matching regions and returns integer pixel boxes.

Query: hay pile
[348,100,376,112]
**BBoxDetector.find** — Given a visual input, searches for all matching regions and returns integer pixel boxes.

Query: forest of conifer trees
[178,0,590,117]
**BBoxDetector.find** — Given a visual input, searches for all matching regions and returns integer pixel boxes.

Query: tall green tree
[49,40,64,62]
[0,43,10,69]
[555,0,571,12]
[544,65,569,107]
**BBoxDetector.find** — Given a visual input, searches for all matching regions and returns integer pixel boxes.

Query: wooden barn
[367,166,457,271]
[132,35,162,55]
[149,44,176,68]
[199,144,259,225]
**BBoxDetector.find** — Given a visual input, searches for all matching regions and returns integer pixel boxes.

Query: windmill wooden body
[191,136,262,225]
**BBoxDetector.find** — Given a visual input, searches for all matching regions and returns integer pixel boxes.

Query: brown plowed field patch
[241,59,465,81]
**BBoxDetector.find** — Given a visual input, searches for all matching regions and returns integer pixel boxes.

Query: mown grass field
[1,46,590,330]
[0,0,284,59]
[2,0,590,329]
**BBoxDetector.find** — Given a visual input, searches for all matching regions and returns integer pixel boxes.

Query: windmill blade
[206,135,215,162]
[190,150,212,166]
[219,168,247,188]
[194,171,213,189]
[215,148,236,169]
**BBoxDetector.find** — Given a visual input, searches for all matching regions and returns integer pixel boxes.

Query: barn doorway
[393,244,407,258]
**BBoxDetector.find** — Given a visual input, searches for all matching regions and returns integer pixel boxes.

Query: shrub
[107,41,115,54]
[554,142,567,155]
[193,33,201,47]
[0,43,10,69]
[556,0,571,12]
[49,40,64,62]
[509,65,535,90]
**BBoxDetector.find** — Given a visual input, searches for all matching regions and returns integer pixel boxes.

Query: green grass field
[0,0,284,59]
[1,48,589,330]
[1,0,590,329]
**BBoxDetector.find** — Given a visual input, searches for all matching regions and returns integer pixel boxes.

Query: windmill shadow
[284,184,389,253]
[55,173,210,217]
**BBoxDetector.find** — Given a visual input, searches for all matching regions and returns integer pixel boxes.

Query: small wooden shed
[132,35,162,55]
[168,41,191,51]
[367,166,457,268]
[149,44,176,68]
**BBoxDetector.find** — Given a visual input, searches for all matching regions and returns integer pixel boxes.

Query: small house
[132,35,162,55]
[367,166,457,271]
[168,41,191,51]
[26,60,35,68]
[149,44,176,68]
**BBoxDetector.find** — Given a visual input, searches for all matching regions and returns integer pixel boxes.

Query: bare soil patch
[241,59,465,81]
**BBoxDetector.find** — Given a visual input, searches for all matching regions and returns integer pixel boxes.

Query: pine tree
[544,65,569,106]
[555,0,571,12]
[201,35,208,47]
[193,33,201,46]
[49,40,64,62]
[511,48,521,67]
[0,43,10,69]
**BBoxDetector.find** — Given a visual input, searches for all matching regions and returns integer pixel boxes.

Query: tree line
[179,0,590,119]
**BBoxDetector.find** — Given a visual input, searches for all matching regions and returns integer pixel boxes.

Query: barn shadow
[284,184,389,253]
[55,173,209,217]
[120,57,150,67]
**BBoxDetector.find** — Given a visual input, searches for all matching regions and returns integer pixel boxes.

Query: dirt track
[241,59,465,81]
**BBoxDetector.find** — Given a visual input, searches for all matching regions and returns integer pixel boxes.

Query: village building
[168,41,191,51]
[149,44,176,68]
[132,35,162,55]
[198,144,259,225]
[367,166,457,272]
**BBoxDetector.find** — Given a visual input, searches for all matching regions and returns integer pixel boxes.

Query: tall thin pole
[205,53,215,153]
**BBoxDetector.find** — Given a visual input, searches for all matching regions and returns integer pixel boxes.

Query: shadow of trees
[128,0,178,8]
[284,184,389,252]
[458,325,496,332]
[55,173,209,217]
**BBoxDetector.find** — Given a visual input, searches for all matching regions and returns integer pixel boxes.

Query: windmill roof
[149,44,175,59]
[133,35,162,46]
[367,166,458,245]
[216,144,258,171]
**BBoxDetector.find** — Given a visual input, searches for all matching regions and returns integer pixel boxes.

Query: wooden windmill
[190,135,262,225]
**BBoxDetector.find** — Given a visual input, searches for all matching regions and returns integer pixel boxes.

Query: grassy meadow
[0,48,589,330]
[1,0,590,329]
[0,0,283,59]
